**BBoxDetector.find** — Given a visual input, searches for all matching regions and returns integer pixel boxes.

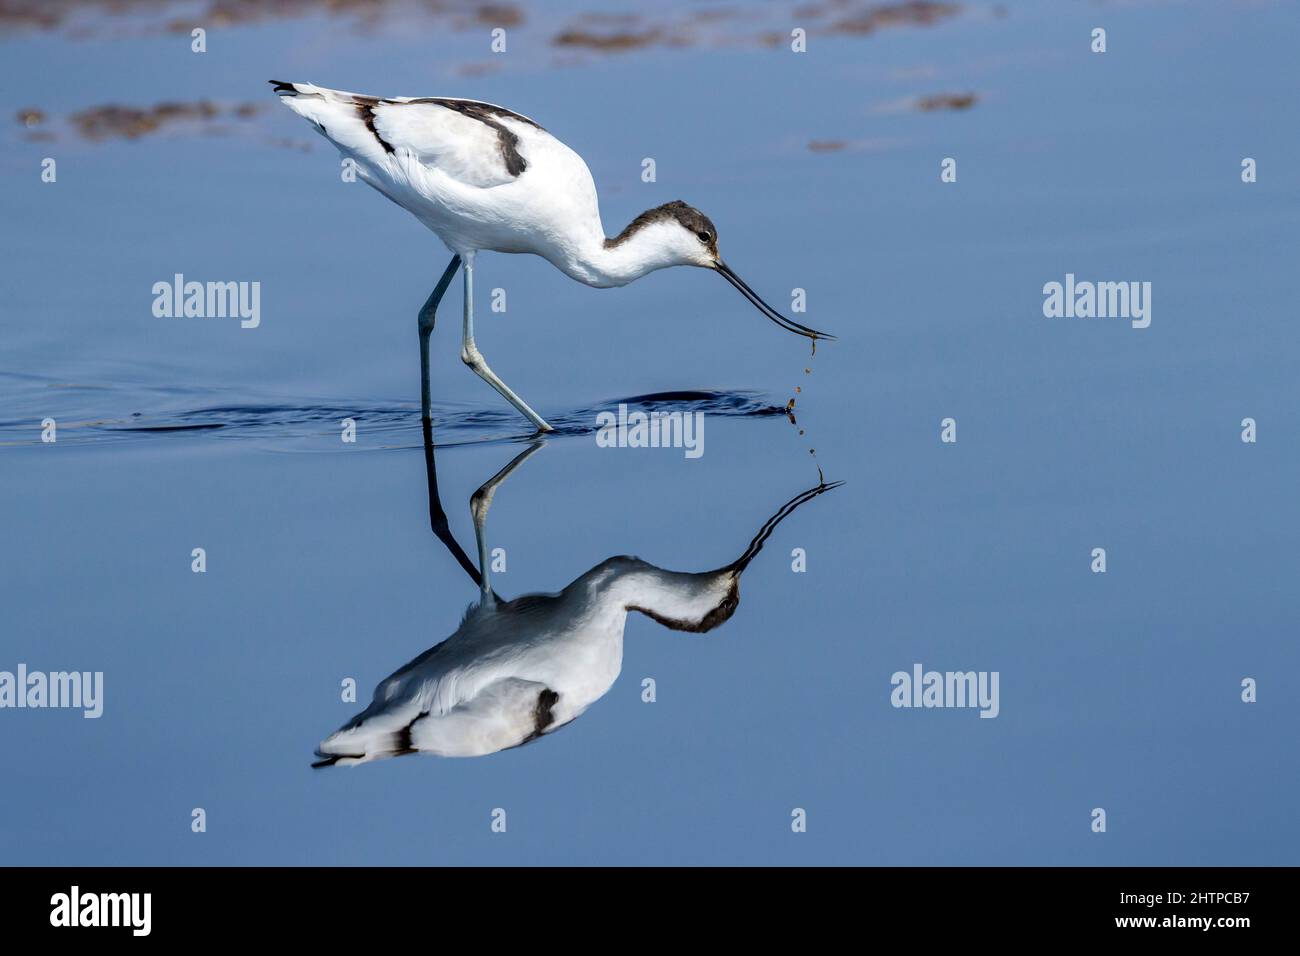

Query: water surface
[2,0,1298,865]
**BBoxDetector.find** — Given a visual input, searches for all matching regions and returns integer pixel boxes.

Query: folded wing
[272,81,539,188]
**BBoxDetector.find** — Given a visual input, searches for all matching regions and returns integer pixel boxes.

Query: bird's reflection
[314,422,839,766]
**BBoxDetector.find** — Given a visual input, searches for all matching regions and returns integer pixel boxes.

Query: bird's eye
[697,231,711,243]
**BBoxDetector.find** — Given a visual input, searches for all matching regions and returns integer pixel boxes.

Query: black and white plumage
[312,557,740,765]
[271,81,834,432]
[313,428,839,766]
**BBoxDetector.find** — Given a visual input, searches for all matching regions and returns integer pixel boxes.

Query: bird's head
[614,200,835,342]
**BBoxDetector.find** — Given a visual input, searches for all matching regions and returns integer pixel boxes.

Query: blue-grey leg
[418,255,462,421]
[470,440,545,605]
[459,252,555,433]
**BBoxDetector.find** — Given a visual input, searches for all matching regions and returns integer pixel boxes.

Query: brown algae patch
[17,100,268,143]
[914,91,978,111]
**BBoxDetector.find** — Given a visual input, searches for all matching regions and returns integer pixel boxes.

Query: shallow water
[2,1,1298,865]
[0,372,782,448]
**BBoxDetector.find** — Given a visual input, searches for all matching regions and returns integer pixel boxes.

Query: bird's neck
[575,557,738,632]
[561,217,679,288]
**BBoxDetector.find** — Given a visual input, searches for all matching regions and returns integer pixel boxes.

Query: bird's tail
[269,79,340,106]
[312,707,420,768]
[269,80,390,160]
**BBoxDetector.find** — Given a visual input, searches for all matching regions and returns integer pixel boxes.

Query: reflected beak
[727,478,845,575]
[715,260,836,341]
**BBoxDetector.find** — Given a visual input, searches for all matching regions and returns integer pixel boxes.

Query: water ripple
[0,376,784,451]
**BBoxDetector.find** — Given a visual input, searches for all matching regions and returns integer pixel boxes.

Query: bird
[311,420,840,765]
[270,81,834,434]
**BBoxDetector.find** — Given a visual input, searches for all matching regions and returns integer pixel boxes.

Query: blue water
[1,0,1297,865]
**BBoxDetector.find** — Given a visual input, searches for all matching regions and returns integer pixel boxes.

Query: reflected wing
[314,677,559,766]
[410,678,560,757]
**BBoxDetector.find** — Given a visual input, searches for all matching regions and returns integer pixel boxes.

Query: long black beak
[716,260,836,341]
